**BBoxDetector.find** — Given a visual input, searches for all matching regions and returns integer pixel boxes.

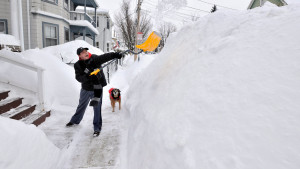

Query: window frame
[64,27,70,43]
[42,22,59,48]
[0,19,8,34]
[106,18,110,29]
[42,0,58,5]
[63,0,69,11]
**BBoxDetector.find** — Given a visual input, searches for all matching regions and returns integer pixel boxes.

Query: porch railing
[69,11,96,27]
[0,53,45,111]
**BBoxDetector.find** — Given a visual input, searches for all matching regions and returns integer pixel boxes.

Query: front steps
[0,90,50,126]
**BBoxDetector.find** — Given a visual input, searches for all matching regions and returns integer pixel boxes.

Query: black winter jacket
[74,52,116,91]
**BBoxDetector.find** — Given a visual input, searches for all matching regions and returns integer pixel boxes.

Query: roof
[31,10,99,35]
[71,0,99,8]
[248,0,288,9]
[76,7,110,16]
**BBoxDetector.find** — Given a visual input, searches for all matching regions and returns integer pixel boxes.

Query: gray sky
[97,0,253,29]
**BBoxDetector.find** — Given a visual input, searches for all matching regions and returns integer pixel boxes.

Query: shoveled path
[40,98,122,169]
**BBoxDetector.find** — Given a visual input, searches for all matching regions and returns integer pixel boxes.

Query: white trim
[0,51,45,111]
[18,0,24,51]
[27,0,31,49]
[31,10,99,35]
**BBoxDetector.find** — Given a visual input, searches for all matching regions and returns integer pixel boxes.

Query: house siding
[29,0,70,49]
[85,11,113,52]
[0,0,12,34]
[31,14,69,48]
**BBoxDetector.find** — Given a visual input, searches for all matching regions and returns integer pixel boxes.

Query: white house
[0,0,99,51]
[76,7,119,53]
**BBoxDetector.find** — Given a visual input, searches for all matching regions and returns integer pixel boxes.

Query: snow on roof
[31,10,99,35]
[76,6,110,15]
[68,20,99,35]
[0,34,20,46]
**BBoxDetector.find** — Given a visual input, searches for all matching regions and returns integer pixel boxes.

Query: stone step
[1,104,36,120]
[0,91,10,101]
[0,97,23,114]
[22,110,51,126]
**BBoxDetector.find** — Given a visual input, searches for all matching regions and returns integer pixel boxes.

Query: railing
[69,11,96,27]
[0,53,45,111]
[102,58,124,83]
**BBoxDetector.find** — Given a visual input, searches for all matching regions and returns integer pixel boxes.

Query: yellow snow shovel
[136,31,161,52]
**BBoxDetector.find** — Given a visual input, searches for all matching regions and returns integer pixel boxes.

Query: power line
[142,2,208,17]
[184,6,210,13]
[196,0,238,10]
[145,0,210,13]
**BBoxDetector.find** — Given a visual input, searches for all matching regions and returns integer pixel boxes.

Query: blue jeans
[70,88,103,132]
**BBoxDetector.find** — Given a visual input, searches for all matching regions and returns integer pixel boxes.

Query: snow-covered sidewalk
[38,54,156,169]
[40,103,121,169]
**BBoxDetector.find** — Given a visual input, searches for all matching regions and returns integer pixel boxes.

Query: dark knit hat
[77,47,89,55]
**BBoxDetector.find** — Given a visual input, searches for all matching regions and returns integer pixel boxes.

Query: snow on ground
[120,4,300,169]
[0,34,20,46]
[0,40,125,169]
[0,37,156,168]
[0,117,61,169]
[1,2,300,169]
[38,53,156,169]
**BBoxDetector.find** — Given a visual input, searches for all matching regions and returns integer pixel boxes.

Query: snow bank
[0,40,100,109]
[0,117,61,169]
[41,40,104,63]
[0,34,20,46]
[122,4,300,169]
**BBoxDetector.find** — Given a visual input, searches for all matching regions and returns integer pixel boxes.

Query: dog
[109,88,121,112]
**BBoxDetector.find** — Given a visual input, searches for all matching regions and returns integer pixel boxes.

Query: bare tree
[114,1,152,51]
[158,22,177,49]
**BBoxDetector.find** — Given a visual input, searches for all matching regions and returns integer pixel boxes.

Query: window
[106,18,110,29]
[64,27,69,42]
[44,0,58,5]
[97,16,99,27]
[96,42,99,48]
[0,21,6,34]
[64,0,69,10]
[107,43,109,52]
[43,23,59,47]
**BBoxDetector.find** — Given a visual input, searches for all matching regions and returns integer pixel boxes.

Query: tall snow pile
[0,40,101,108]
[41,40,104,63]
[0,40,101,168]
[0,117,61,169]
[122,4,300,169]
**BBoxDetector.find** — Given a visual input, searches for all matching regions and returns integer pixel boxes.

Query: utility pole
[134,0,142,61]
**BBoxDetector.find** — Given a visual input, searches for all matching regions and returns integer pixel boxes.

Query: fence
[0,54,45,111]
[102,57,124,83]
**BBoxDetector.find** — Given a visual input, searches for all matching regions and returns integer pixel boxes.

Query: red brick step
[22,110,51,126]
[1,104,36,120]
[0,91,10,101]
[0,98,23,114]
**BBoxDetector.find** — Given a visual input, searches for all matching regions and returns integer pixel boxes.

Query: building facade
[75,7,116,53]
[0,0,99,51]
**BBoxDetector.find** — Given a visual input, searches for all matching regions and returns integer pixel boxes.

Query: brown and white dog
[108,88,121,112]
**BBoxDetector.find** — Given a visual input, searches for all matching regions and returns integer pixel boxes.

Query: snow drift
[0,40,102,108]
[0,117,61,169]
[122,4,300,169]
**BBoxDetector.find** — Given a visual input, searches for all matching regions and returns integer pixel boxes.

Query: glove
[114,52,123,59]
[84,68,90,75]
